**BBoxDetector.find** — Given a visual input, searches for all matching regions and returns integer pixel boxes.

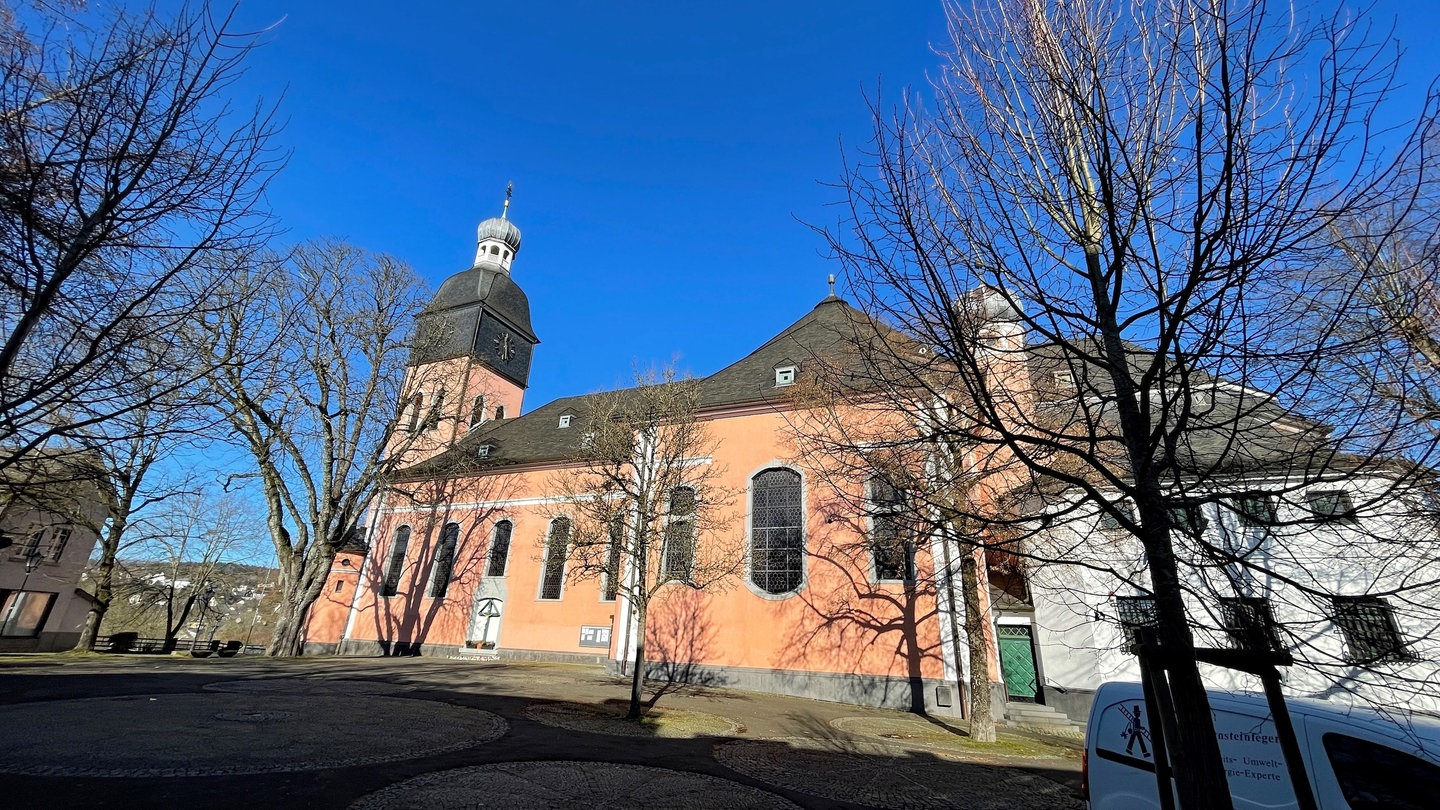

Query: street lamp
[1,549,43,635]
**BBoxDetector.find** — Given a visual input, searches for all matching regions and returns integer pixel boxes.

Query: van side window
[1323,732,1440,810]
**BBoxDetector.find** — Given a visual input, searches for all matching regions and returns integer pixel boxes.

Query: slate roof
[395,296,884,480]
[425,265,536,342]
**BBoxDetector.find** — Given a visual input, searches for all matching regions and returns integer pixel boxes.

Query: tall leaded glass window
[427,522,459,598]
[749,468,804,595]
[486,520,512,577]
[870,477,913,581]
[539,517,570,600]
[381,525,411,597]
[602,516,624,602]
[662,487,697,582]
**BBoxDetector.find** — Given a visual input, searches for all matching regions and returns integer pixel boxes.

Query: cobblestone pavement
[349,761,805,809]
[0,654,1083,809]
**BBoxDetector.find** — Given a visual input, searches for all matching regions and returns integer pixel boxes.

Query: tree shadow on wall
[363,472,519,656]
[774,507,945,717]
[640,585,731,708]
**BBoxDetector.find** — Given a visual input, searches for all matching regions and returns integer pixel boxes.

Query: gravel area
[0,693,507,777]
[348,761,802,809]
[714,737,1084,810]
[525,700,742,738]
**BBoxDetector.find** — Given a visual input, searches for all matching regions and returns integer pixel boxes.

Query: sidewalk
[0,654,1083,809]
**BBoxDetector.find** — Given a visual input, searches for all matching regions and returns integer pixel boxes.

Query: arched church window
[427,522,459,598]
[663,487,697,582]
[539,517,570,599]
[486,520,512,577]
[470,395,486,427]
[381,525,411,597]
[490,245,499,255]
[407,394,424,433]
[749,468,804,595]
[494,405,506,420]
[869,476,914,581]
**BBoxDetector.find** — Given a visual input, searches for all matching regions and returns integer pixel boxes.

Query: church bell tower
[394,187,540,464]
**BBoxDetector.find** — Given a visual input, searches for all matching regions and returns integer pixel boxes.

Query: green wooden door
[997,624,1040,703]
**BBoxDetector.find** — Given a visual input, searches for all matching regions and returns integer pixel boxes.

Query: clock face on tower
[494,332,516,362]
[474,313,533,386]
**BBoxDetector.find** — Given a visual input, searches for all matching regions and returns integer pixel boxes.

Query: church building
[303,208,1008,721]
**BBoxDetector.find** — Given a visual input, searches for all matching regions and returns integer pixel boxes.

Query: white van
[1084,681,1440,809]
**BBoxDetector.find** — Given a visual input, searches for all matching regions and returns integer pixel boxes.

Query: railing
[96,634,267,656]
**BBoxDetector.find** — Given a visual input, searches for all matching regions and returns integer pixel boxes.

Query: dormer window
[477,444,492,458]
[559,415,572,428]
[775,366,797,387]
[1053,370,1075,390]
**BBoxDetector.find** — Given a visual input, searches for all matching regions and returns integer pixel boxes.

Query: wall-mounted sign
[579,625,612,648]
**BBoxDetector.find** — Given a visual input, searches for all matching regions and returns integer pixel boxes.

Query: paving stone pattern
[0,692,507,777]
[715,737,1084,810]
[525,700,743,738]
[348,761,804,810]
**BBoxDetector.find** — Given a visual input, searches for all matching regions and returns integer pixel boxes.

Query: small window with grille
[1052,370,1075,389]
[1332,595,1410,663]
[1167,504,1208,538]
[1221,596,1284,652]
[1307,490,1357,523]
[1116,595,1159,651]
[558,414,572,428]
[774,366,797,387]
[1228,494,1278,528]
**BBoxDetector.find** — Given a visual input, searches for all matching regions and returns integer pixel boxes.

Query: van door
[1302,717,1440,810]
[1089,696,1302,810]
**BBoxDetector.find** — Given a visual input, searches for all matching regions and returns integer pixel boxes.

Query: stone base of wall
[331,639,609,667]
[303,641,339,656]
[603,659,966,718]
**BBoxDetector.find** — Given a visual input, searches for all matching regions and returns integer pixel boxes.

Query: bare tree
[550,367,741,718]
[206,239,433,656]
[111,489,265,648]
[0,3,281,471]
[827,0,1438,804]
[71,394,211,651]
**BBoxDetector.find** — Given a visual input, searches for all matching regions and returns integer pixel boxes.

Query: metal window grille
[20,529,44,558]
[381,526,410,597]
[749,468,804,595]
[539,518,570,600]
[1221,596,1283,652]
[427,523,459,598]
[602,517,624,601]
[662,487,696,582]
[870,477,913,581]
[1307,490,1357,523]
[485,521,512,578]
[1167,505,1208,537]
[1116,595,1159,651]
[1230,495,1278,527]
[1332,596,1409,663]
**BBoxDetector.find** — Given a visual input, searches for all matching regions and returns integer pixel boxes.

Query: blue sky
[221,0,1440,411]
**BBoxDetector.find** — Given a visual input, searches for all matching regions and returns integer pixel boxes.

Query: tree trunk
[266,551,332,656]
[628,599,647,719]
[74,551,116,651]
[960,549,996,742]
